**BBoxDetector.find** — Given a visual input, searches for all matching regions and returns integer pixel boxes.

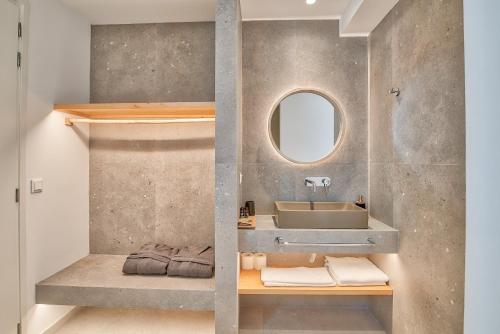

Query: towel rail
[275,237,375,247]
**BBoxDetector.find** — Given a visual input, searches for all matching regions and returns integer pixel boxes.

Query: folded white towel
[261,267,336,286]
[264,281,336,287]
[324,256,389,286]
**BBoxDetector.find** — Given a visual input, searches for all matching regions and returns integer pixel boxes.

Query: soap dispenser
[355,195,366,209]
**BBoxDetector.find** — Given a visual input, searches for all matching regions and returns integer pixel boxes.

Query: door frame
[10,0,29,332]
[13,0,22,332]
[1,0,23,332]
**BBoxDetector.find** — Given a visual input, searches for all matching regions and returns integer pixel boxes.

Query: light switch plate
[31,178,43,194]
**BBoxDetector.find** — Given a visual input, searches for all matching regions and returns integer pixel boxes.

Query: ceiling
[240,0,351,21]
[61,0,398,35]
[60,0,216,25]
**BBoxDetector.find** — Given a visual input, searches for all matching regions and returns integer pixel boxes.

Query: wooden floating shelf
[54,102,215,125]
[54,102,215,119]
[238,270,393,296]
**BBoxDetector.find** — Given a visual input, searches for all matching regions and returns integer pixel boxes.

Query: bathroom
[0,0,498,333]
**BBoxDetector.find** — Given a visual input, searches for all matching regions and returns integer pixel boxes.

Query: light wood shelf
[54,102,215,125]
[238,270,393,296]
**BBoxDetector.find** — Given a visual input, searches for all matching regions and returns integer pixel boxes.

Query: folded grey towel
[123,243,179,275]
[167,246,214,278]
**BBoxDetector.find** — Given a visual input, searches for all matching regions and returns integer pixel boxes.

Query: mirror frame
[267,88,346,164]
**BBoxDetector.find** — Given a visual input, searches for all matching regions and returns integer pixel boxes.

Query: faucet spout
[304,177,332,209]
[304,179,316,192]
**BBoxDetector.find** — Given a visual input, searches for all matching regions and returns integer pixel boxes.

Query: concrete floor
[49,306,385,334]
[50,308,215,334]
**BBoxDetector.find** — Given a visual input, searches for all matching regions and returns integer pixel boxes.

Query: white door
[0,1,21,333]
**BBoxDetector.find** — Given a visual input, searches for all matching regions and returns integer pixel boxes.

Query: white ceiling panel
[340,0,399,36]
[61,0,398,35]
[60,0,216,25]
[240,0,351,21]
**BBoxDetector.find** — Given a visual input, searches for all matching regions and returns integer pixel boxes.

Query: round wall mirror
[269,90,344,163]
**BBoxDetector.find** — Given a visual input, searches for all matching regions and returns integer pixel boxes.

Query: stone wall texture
[369,0,466,333]
[89,23,215,254]
[242,20,369,214]
[214,0,242,332]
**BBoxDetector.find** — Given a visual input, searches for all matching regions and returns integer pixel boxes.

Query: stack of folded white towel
[261,267,336,287]
[259,257,388,287]
[324,256,389,286]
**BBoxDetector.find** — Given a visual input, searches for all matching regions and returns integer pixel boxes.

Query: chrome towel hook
[389,88,400,97]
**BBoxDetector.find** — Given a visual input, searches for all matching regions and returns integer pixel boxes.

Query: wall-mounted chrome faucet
[304,177,331,193]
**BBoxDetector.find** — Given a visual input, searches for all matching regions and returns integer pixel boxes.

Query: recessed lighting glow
[306,0,316,5]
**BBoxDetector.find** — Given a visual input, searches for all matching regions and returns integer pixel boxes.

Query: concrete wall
[22,0,90,333]
[214,0,242,332]
[463,0,500,332]
[90,23,215,103]
[89,23,215,254]
[368,0,466,333]
[242,20,368,214]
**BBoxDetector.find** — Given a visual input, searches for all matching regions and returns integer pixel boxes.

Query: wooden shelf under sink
[238,269,393,296]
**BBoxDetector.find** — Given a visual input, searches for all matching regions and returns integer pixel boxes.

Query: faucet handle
[304,177,331,191]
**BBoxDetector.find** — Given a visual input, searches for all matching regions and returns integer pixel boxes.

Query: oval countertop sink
[274,201,368,229]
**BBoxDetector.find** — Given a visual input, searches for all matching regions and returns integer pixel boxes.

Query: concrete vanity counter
[239,215,399,254]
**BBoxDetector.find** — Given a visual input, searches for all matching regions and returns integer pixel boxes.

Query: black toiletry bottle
[245,201,255,216]
[355,195,366,209]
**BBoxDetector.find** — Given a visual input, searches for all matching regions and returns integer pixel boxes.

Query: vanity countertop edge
[238,215,399,254]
